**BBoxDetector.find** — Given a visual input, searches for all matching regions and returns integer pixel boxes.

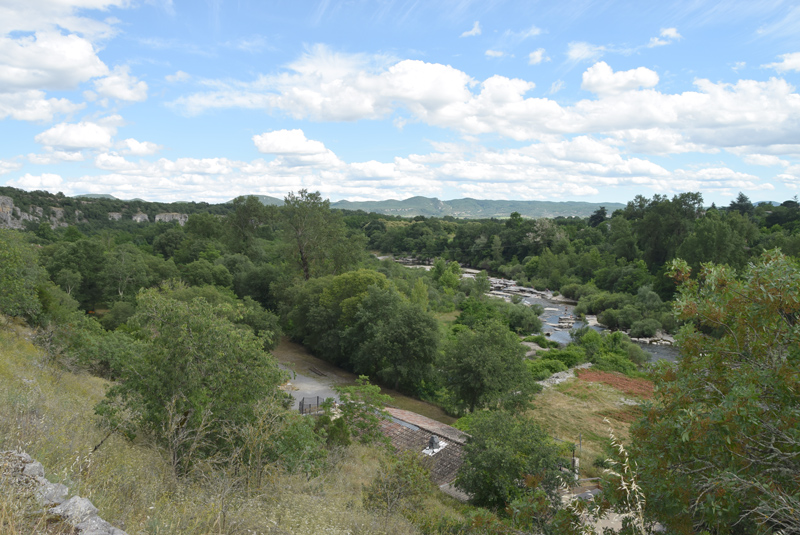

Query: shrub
[629,318,661,338]
[544,346,586,368]
[526,359,568,381]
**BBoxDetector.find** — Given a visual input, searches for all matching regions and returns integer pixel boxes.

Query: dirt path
[272,338,457,424]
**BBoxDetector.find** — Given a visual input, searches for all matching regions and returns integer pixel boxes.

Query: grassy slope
[0,320,466,535]
[527,371,653,478]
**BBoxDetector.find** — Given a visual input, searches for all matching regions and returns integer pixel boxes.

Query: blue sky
[2,0,800,205]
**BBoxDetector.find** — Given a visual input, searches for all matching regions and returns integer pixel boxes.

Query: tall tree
[631,251,800,534]
[281,190,363,280]
[442,319,535,413]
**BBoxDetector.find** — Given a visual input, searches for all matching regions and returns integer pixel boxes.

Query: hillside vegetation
[0,188,798,534]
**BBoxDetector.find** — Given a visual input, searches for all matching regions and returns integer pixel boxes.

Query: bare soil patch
[575,369,654,399]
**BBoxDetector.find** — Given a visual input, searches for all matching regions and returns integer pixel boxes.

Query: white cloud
[118,138,162,155]
[763,52,800,73]
[0,90,83,121]
[648,27,682,47]
[566,42,606,62]
[27,150,86,164]
[166,70,190,82]
[485,50,504,58]
[93,65,148,102]
[35,121,116,149]
[460,21,481,37]
[528,48,548,65]
[581,62,659,96]
[549,80,565,94]
[253,129,327,155]
[742,154,788,167]
[0,31,107,91]
[0,0,127,39]
[170,47,800,161]
[95,152,139,171]
[8,172,63,190]
[0,159,22,175]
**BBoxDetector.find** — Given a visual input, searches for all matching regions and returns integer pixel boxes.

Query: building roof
[380,407,469,486]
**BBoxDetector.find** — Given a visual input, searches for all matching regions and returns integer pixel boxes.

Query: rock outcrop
[131,212,149,223]
[155,212,188,225]
[0,196,40,229]
[1,450,128,535]
[107,212,122,221]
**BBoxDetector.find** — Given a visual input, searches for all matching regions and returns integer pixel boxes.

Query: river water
[521,294,680,363]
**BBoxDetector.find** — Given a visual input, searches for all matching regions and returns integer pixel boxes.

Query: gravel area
[537,362,593,388]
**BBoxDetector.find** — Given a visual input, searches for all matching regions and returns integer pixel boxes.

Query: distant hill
[75,194,119,200]
[328,196,624,219]
[231,195,284,206]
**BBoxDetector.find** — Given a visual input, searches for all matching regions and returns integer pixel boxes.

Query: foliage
[0,230,46,319]
[456,411,565,510]
[97,287,287,469]
[526,358,568,381]
[441,319,537,413]
[363,451,434,520]
[631,251,800,534]
[333,376,391,445]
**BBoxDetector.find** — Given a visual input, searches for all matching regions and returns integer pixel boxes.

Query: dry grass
[0,322,466,535]
[527,374,653,478]
[273,337,456,424]
[575,369,654,399]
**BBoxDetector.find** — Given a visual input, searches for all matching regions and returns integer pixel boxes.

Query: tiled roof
[379,408,470,486]
[384,407,468,445]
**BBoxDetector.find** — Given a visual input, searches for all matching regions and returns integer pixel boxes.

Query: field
[527,371,654,478]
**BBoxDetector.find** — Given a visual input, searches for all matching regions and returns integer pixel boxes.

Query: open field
[273,337,457,424]
[527,372,654,478]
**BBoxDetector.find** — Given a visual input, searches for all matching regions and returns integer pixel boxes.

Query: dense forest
[1,187,798,534]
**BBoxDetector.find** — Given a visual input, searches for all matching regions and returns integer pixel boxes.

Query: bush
[591,352,637,375]
[526,359,568,381]
[544,346,586,368]
[629,318,661,338]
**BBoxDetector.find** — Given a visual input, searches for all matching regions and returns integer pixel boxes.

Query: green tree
[97,287,287,468]
[456,411,564,510]
[333,375,391,444]
[442,320,536,413]
[100,243,149,300]
[0,229,45,318]
[345,285,440,392]
[631,251,800,535]
[281,189,363,280]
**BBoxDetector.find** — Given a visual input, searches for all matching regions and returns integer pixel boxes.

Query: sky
[1,0,800,206]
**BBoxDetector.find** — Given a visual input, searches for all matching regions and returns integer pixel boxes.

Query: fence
[299,396,323,415]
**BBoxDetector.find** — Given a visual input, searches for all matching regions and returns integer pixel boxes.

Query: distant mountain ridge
[327,196,625,219]
[236,194,623,218]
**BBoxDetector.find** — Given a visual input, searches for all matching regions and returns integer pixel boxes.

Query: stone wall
[1,450,128,535]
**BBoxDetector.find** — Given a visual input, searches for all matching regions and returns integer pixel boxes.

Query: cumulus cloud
[28,150,86,164]
[253,129,327,155]
[566,42,606,62]
[763,52,800,72]
[35,121,116,149]
[581,62,659,95]
[0,32,107,91]
[93,65,148,102]
[648,27,682,47]
[0,159,22,175]
[118,138,162,155]
[460,21,481,37]
[0,2,134,122]
[0,90,83,121]
[528,48,548,65]
[8,172,63,190]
